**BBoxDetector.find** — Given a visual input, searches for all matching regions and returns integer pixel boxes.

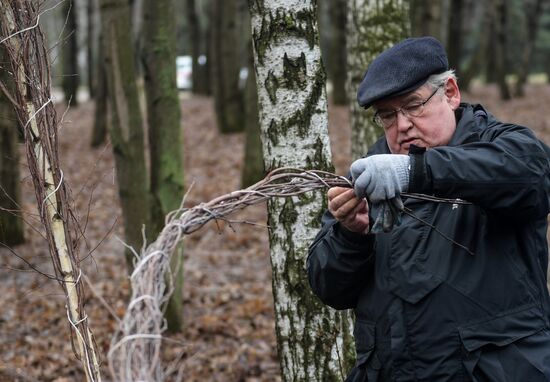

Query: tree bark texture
[515,0,543,97]
[211,0,245,133]
[447,0,463,79]
[489,0,511,100]
[62,0,80,106]
[0,47,24,246]
[91,35,109,147]
[347,0,410,158]
[142,0,185,333]
[329,0,348,105]
[249,1,355,380]
[100,0,150,270]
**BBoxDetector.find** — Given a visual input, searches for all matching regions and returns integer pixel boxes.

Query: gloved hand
[350,154,410,201]
[350,154,410,232]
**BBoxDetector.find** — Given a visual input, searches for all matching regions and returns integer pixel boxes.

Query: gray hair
[425,69,457,90]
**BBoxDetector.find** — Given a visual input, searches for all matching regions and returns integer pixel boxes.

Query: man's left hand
[350,154,410,201]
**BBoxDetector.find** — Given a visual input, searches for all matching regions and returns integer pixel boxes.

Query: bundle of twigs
[0,2,101,381]
[107,168,350,380]
[108,166,473,380]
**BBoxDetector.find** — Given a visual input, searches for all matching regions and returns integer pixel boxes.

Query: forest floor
[1,83,550,381]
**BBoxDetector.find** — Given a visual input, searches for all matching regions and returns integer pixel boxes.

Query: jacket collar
[447,103,487,146]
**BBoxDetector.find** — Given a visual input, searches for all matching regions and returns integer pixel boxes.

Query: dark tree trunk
[410,0,444,40]
[447,0,463,78]
[62,0,80,106]
[515,0,543,97]
[90,35,109,147]
[87,0,97,98]
[211,0,244,133]
[142,0,185,333]
[0,48,24,246]
[329,0,348,105]
[492,0,511,100]
[100,0,150,270]
[241,27,263,188]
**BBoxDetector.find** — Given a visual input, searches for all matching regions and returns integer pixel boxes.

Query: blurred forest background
[1,0,550,381]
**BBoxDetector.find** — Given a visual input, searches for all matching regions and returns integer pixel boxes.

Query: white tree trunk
[347,0,410,158]
[248,1,355,380]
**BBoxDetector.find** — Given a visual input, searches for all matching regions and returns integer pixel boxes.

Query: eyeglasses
[373,85,443,129]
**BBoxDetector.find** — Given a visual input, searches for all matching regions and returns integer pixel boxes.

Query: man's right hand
[327,187,370,234]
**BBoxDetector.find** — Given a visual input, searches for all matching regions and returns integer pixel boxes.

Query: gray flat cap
[357,36,448,109]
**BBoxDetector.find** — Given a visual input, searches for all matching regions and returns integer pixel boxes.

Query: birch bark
[248,1,354,380]
[347,0,409,158]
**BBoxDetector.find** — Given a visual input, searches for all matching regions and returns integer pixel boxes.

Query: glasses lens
[403,103,424,117]
[375,111,396,128]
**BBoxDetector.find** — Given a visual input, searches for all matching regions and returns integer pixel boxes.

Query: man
[307,36,550,381]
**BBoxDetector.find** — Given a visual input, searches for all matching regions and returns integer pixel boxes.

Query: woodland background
[1,0,550,381]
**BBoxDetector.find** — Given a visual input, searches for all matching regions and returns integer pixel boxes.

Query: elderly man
[307,37,550,381]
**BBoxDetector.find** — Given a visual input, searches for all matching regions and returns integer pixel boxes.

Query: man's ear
[444,77,461,110]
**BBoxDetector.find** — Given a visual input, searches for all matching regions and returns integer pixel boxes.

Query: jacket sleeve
[409,123,550,220]
[307,209,375,310]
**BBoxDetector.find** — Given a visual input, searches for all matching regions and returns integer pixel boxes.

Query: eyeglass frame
[372,84,444,129]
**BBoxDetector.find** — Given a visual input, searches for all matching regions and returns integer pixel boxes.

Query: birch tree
[248,1,354,380]
[347,0,409,158]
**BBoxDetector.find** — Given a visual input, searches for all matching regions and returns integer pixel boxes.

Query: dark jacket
[307,103,550,381]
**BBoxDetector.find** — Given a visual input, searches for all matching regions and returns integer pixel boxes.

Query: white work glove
[350,154,410,232]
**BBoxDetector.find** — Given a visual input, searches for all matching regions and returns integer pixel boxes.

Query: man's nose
[395,110,412,131]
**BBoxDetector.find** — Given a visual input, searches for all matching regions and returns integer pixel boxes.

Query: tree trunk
[91,34,109,147]
[491,0,511,100]
[447,0,463,78]
[248,1,355,380]
[241,40,263,187]
[459,1,487,90]
[329,0,348,105]
[0,47,24,246]
[211,0,245,133]
[515,0,543,97]
[62,0,80,106]
[100,0,150,270]
[187,0,202,94]
[87,0,97,98]
[347,0,410,158]
[410,0,443,40]
[142,0,185,333]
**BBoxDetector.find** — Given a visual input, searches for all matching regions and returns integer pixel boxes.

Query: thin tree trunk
[0,47,24,246]
[187,0,202,94]
[87,0,97,98]
[100,0,150,270]
[447,0,463,78]
[91,34,109,147]
[211,0,245,133]
[347,0,410,158]
[492,0,511,100]
[142,0,185,333]
[329,0,348,105]
[248,1,355,380]
[515,0,543,97]
[62,0,80,106]
[241,38,263,187]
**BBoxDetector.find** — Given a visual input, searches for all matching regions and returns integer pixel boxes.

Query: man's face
[373,78,461,154]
